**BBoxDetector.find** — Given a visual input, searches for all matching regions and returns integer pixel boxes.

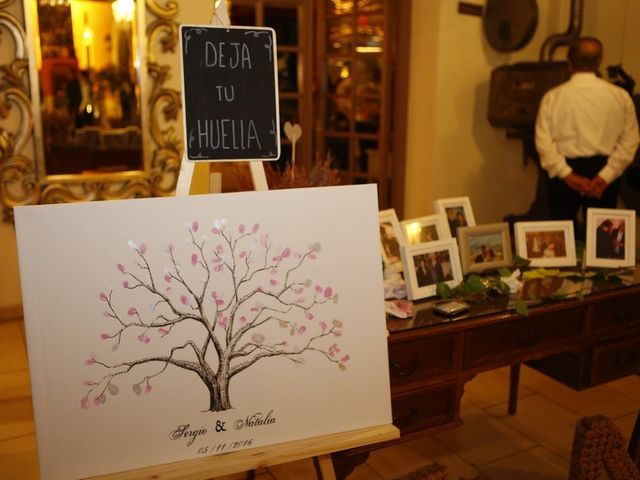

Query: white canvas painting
[15,185,391,480]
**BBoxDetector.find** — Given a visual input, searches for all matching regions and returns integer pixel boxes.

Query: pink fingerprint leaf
[127,307,137,316]
[117,263,125,273]
[341,355,350,362]
[252,223,260,233]
[239,224,245,234]
[191,253,198,266]
[324,287,333,298]
[158,328,170,337]
[100,333,110,340]
[144,384,152,394]
[138,334,151,344]
[269,279,278,286]
[99,293,108,302]
[180,295,189,305]
[192,221,199,233]
[139,244,147,254]
[80,397,89,410]
[297,325,307,335]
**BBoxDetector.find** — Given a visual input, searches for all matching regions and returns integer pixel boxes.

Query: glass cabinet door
[229,0,313,171]
[319,0,391,204]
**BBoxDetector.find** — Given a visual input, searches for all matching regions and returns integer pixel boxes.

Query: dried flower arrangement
[234,156,341,190]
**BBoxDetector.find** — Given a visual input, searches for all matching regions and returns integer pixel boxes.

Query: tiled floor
[1,318,638,479]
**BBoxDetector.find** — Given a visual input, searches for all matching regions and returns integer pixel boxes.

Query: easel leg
[245,469,256,480]
[313,454,337,480]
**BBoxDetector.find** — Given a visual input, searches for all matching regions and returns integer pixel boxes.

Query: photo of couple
[413,251,454,287]
[525,230,567,259]
[595,218,626,259]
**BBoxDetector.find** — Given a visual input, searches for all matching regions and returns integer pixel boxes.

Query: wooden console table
[332,270,640,478]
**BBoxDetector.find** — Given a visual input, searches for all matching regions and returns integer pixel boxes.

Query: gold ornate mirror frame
[0,0,182,222]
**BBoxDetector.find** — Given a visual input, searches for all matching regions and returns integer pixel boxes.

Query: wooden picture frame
[514,221,577,267]
[433,197,476,238]
[379,209,404,273]
[400,239,462,300]
[400,214,450,246]
[585,208,636,268]
[457,223,512,274]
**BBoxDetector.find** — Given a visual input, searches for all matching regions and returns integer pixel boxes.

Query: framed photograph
[457,223,513,274]
[379,208,405,272]
[401,214,450,245]
[586,208,636,268]
[433,196,476,238]
[514,221,576,267]
[400,239,463,300]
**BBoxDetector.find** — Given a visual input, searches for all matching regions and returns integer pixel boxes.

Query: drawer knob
[614,352,639,370]
[614,311,638,326]
[516,331,540,348]
[390,355,424,378]
[393,407,421,429]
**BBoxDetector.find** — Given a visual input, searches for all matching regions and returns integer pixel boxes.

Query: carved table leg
[628,410,640,467]
[508,363,521,415]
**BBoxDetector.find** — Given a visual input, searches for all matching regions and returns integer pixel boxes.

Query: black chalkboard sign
[180,25,280,161]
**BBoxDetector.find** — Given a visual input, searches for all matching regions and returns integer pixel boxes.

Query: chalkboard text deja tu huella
[195,41,261,152]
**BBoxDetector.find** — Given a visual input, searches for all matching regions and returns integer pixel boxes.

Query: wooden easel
[89,424,399,480]
[139,3,399,479]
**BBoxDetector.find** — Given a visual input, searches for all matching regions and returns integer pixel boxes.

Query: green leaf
[493,279,511,294]
[513,255,532,269]
[466,275,484,293]
[436,282,451,299]
[575,290,584,300]
[522,269,546,279]
[515,299,529,316]
[498,267,512,278]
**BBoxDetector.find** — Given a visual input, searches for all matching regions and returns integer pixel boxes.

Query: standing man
[535,37,639,235]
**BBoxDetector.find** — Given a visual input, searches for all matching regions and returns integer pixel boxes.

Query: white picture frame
[400,214,450,246]
[379,208,404,272]
[585,208,636,268]
[400,239,463,300]
[514,221,577,267]
[457,223,513,274]
[433,196,476,239]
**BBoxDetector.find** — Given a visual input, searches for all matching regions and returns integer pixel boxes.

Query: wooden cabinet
[464,308,584,367]
[333,281,640,480]
[388,333,462,387]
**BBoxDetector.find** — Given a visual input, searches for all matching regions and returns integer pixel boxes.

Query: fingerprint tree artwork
[82,220,349,412]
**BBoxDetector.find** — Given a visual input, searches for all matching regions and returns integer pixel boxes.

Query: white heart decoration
[284,122,302,143]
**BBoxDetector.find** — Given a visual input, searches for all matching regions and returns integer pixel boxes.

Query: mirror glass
[33,0,142,175]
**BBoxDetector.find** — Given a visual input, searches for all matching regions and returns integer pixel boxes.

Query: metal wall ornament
[0,0,182,222]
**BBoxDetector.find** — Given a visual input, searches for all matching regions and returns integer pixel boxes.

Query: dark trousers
[549,155,619,240]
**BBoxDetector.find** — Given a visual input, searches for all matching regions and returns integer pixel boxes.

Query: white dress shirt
[535,72,640,183]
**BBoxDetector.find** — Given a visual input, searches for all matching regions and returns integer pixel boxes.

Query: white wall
[404,0,639,223]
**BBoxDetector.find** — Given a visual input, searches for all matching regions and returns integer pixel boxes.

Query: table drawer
[589,335,640,385]
[590,297,640,339]
[388,333,462,387]
[391,382,458,435]
[464,308,584,367]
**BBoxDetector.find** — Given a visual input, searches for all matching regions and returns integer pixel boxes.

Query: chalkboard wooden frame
[180,25,281,162]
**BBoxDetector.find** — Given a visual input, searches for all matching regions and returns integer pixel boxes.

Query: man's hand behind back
[585,176,608,199]
[564,173,592,196]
